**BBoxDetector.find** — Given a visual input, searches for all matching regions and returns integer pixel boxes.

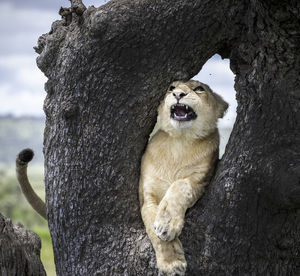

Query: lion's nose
[173,92,186,100]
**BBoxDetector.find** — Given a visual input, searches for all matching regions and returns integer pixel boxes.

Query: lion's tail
[16,149,46,219]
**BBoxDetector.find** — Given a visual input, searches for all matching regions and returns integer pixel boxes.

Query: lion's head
[158,80,228,138]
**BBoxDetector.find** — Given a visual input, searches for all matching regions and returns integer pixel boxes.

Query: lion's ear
[214,92,228,118]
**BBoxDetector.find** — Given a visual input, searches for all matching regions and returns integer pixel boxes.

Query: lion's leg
[141,202,186,276]
[154,179,206,242]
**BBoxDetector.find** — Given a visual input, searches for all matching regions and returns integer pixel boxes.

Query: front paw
[158,259,186,276]
[153,202,184,241]
[156,238,186,276]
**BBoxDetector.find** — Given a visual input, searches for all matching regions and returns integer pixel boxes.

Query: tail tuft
[18,149,34,163]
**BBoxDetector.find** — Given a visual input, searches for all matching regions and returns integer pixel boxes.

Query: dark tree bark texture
[0,213,46,276]
[35,0,300,275]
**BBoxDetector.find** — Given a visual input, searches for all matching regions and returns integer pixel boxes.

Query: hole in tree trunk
[194,54,236,157]
[83,0,111,7]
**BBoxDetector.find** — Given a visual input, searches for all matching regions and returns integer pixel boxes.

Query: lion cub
[139,80,228,275]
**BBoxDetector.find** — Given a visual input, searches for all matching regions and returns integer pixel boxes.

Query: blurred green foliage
[33,226,56,276]
[0,115,55,275]
[0,164,45,226]
[0,163,56,275]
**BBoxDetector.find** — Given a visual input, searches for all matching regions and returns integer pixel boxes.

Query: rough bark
[35,0,300,275]
[0,213,46,276]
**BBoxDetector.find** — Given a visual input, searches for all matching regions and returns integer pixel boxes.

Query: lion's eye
[194,86,205,93]
[169,86,175,91]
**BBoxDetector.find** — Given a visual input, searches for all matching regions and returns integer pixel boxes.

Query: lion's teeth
[184,114,187,118]
[185,106,188,110]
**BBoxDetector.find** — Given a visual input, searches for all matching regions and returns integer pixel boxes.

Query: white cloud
[0,2,53,117]
[16,66,46,91]
[0,33,41,55]
[0,83,45,116]
[0,2,59,33]
[194,56,235,91]
[0,53,46,116]
[0,2,60,55]
[193,55,237,129]
[0,54,47,93]
[0,55,34,68]
[83,0,110,7]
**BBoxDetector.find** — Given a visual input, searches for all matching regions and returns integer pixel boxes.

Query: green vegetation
[0,163,56,275]
[0,116,55,275]
[33,226,56,276]
[0,164,44,225]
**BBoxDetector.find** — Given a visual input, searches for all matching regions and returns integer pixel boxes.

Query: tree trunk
[36,0,300,275]
[0,213,46,276]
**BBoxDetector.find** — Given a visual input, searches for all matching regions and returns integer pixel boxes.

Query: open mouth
[170,103,197,121]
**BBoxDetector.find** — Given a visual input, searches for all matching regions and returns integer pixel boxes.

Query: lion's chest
[149,136,204,183]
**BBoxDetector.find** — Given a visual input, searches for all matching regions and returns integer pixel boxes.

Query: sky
[0,0,236,128]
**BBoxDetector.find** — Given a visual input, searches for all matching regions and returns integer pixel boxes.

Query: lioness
[139,80,228,275]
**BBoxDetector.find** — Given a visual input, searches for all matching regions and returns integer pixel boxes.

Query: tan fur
[16,152,47,219]
[139,80,228,275]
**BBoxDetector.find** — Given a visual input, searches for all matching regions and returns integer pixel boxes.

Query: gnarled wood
[36,0,300,274]
[0,213,46,276]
